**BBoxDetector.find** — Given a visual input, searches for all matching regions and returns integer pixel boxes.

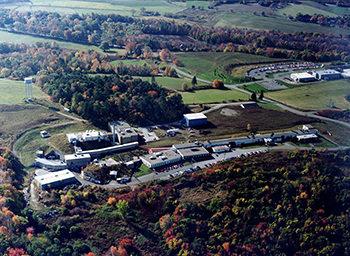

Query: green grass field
[267,80,350,111]
[175,52,287,83]
[180,88,249,104]
[239,83,269,93]
[213,7,349,37]
[275,4,338,18]
[135,76,209,91]
[0,79,48,104]
[16,0,183,16]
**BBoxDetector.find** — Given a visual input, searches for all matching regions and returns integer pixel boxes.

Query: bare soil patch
[220,108,239,116]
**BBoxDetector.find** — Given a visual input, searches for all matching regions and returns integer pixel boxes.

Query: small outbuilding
[183,113,207,127]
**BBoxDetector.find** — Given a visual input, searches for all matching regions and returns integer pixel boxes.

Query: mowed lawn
[180,88,249,104]
[267,80,350,111]
[0,79,48,104]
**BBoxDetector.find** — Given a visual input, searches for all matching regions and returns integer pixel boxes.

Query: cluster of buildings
[140,124,318,170]
[33,108,319,189]
[290,69,346,82]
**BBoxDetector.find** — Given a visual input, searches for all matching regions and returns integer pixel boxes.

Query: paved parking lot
[247,62,320,90]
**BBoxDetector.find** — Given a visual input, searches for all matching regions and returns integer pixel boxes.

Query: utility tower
[24,77,33,101]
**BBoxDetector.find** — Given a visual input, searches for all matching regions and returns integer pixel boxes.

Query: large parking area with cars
[247,62,320,90]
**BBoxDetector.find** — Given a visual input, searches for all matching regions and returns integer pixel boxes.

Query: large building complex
[34,169,76,190]
[108,121,139,144]
[183,113,207,127]
[66,130,108,144]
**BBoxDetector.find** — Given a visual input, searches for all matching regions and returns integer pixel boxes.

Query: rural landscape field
[0,0,349,255]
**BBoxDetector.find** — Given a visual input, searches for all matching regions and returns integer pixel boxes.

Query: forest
[1,148,350,255]
[38,71,188,126]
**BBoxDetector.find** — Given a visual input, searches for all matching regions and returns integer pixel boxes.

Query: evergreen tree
[191,76,197,87]
[259,90,264,100]
[251,92,257,101]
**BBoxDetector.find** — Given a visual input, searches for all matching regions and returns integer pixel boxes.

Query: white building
[65,153,91,168]
[183,113,207,127]
[290,73,315,82]
[312,70,341,80]
[66,130,108,143]
[34,169,76,190]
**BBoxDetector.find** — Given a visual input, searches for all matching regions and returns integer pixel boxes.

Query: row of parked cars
[168,165,201,178]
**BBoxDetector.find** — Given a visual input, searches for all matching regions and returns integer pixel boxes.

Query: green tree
[100,41,110,52]
[191,76,197,87]
[116,199,130,220]
[251,92,257,101]
[259,90,264,100]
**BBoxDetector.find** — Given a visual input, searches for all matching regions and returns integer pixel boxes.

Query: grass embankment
[267,80,350,111]
[238,83,269,93]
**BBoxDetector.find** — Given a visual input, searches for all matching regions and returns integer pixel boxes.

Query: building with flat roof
[212,145,230,153]
[34,169,76,190]
[108,121,138,144]
[140,150,181,169]
[342,69,350,78]
[65,153,91,168]
[183,113,207,127]
[241,103,259,109]
[290,73,315,82]
[177,146,210,160]
[312,70,341,80]
[66,130,108,144]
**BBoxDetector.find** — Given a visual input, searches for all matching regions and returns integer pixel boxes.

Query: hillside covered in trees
[1,149,347,256]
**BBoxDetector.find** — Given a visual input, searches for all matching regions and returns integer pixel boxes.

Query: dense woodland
[0,9,349,63]
[39,71,188,126]
[2,149,350,255]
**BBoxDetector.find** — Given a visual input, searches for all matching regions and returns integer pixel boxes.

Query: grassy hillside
[267,80,350,111]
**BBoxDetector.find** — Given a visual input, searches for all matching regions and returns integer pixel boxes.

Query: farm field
[267,80,350,111]
[0,79,48,104]
[213,11,350,37]
[14,0,183,16]
[180,88,249,104]
[0,30,110,52]
[275,4,338,18]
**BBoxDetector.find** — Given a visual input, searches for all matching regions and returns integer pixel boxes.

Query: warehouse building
[140,150,181,169]
[34,169,76,190]
[183,113,207,127]
[312,70,341,80]
[108,121,139,144]
[290,73,315,82]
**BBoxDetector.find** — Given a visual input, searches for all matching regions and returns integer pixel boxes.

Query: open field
[313,122,350,147]
[175,52,287,82]
[213,11,350,37]
[0,79,48,104]
[0,30,113,52]
[239,83,269,93]
[267,80,350,111]
[13,0,183,16]
[275,4,338,18]
[180,88,249,104]
[0,104,68,148]
[135,76,209,91]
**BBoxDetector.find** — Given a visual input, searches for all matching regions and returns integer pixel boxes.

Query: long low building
[34,169,76,190]
[33,158,67,170]
[140,150,181,169]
